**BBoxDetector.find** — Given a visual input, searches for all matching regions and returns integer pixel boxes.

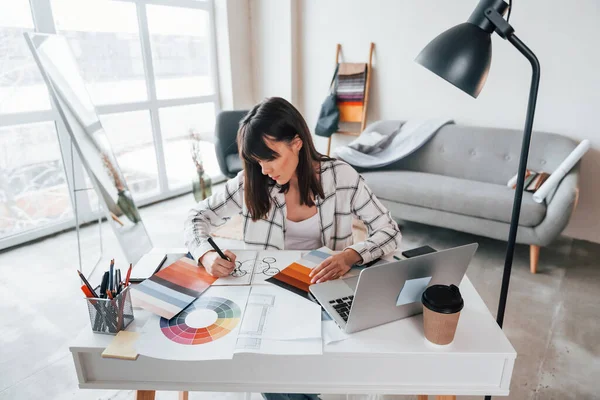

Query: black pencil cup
[85,286,134,334]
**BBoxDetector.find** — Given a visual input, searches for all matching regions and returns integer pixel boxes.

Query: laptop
[309,243,478,333]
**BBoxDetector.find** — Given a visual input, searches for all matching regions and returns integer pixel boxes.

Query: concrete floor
[0,190,599,400]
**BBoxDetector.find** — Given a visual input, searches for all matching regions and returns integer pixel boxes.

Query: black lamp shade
[415,23,492,98]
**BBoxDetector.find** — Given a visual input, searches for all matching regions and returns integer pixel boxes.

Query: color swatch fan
[136,286,251,361]
[131,257,217,319]
[160,296,242,345]
[266,248,333,299]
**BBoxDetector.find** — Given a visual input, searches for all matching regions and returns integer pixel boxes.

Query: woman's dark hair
[237,97,332,221]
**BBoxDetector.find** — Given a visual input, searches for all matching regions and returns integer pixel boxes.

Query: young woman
[184,97,401,400]
[185,96,401,284]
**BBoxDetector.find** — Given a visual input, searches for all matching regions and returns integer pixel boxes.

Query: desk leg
[179,391,189,400]
[136,390,155,400]
[417,396,428,400]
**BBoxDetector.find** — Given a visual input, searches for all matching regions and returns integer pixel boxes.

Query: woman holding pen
[184,97,401,400]
[184,97,400,284]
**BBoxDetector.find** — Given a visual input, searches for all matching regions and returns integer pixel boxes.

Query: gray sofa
[359,120,580,273]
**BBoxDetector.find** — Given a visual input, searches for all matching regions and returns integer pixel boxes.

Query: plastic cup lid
[421,284,464,314]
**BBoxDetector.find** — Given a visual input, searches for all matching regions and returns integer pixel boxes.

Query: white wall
[249,0,298,103]
[295,0,600,243]
[240,0,600,243]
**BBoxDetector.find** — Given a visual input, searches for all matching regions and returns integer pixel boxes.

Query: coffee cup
[421,284,464,345]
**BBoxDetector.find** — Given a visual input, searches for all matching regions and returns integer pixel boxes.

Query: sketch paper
[251,251,302,285]
[238,285,321,341]
[131,257,217,319]
[212,250,305,286]
[136,286,250,361]
[213,251,258,286]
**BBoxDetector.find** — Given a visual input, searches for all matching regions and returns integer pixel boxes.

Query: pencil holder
[85,286,134,335]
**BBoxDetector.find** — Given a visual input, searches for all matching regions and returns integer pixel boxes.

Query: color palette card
[131,257,217,319]
[265,247,333,299]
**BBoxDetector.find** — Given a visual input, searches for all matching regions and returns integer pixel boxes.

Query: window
[0,0,220,249]
[147,5,214,99]
[52,0,147,105]
[99,111,160,199]
[159,103,218,189]
[0,0,51,113]
[0,122,72,237]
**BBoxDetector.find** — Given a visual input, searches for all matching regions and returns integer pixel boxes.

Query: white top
[284,212,322,250]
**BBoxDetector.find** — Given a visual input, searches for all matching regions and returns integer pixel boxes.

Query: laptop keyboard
[329,295,354,322]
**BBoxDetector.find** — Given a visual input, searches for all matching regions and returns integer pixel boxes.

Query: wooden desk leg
[417,396,428,400]
[179,391,189,400]
[136,390,155,400]
[435,396,456,400]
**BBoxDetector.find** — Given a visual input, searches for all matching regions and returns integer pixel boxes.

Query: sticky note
[396,276,432,306]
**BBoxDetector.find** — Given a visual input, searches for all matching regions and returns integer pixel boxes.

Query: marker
[207,237,231,262]
[393,255,401,261]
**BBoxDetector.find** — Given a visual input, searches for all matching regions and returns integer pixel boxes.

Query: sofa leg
[530,245,540,274]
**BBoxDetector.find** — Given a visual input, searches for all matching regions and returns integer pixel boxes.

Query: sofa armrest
[532,165,580,245]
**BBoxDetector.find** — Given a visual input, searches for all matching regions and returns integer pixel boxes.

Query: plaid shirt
[184,159,402,265]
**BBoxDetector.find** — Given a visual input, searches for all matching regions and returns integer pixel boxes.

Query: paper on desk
[212,251,258,286]
[322,320,350,344]
[136,286,250,361]
[235,337,322,355]
[396,276,431,306]
[250,250,302,285]
[238,285,321,341]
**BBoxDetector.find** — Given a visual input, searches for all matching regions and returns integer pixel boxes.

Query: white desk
[70,249,516,399]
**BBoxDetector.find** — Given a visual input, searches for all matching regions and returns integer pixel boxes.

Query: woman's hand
[199,250,237,277]
[309,249,362,284]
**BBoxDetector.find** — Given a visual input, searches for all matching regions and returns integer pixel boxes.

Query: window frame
[0,0,222,250]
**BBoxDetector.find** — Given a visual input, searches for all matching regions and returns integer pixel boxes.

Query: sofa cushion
[362,171,546,227]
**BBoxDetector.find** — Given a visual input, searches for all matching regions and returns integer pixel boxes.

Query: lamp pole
[483,7,541,330]
[416,2,541,398]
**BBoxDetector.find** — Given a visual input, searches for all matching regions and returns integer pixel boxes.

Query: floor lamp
[415,0,538,398]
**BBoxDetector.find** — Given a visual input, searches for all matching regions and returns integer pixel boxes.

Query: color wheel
[160,296,241,345]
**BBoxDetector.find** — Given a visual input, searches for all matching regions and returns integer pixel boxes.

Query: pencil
[77,270,99,298]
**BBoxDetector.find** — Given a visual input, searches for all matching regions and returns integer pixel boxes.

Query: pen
[115,269,122,295]
[109,259,114,292]
[393,255,401,261]
[77,270,99,298]
[207,237,230,261]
